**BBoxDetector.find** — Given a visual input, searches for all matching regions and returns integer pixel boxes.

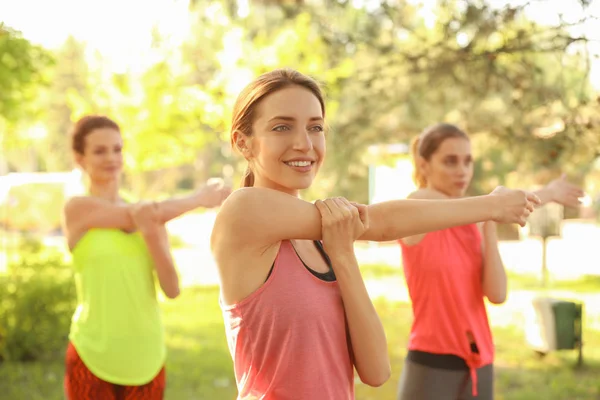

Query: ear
[74,152,85,170]
[233,130,252,159]
[417,156,429,177]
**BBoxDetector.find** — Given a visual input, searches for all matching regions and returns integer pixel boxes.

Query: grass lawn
[360,263,600,293]
[1,285,599,400]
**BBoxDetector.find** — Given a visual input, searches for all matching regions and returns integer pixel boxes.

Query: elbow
[360,364,391,387]
[163,285,181,299]
[486,291,507,305]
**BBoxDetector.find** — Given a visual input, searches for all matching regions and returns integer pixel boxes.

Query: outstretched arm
[157,180,232,223]
[212,187,540,252]
[63,180,231,238]
[362,187,540,242]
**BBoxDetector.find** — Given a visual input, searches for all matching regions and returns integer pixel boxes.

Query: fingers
[526,192,542,206]
[314,200,332,218]
[347,200,369,228]
[206,177,225,188]
[317,197,362,226]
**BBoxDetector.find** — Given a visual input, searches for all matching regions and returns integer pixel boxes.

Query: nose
[457,163,470,177]
[107,150,121,164]
[293,129,313,152]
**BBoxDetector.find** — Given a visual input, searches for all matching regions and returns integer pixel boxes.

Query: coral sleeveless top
[69,229,165,385]
[399,224,494,396]
[220,240,355,400]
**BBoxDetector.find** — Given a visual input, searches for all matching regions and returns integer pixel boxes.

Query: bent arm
[139,225,180,299]
[333,252,390,386]
[480,222,507,304]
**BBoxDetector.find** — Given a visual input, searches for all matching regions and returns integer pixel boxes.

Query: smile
[284,161,313,167]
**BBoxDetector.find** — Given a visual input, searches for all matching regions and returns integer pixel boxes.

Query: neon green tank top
[69,229,166,385]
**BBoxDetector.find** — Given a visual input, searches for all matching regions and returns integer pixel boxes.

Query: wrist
[194,190,209,208]
[483,221,498,238]
[328,248,357,267]
[139,223,162,236]
[484,195,500,221]
[545,186,556,204]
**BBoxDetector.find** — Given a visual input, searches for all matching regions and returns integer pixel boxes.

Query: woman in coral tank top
[397,123,584,400]
[210,69,543,400]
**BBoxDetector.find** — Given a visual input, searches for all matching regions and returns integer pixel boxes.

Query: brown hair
[230,68,325,187]
[411,123,470,188]
[71,115,120,155]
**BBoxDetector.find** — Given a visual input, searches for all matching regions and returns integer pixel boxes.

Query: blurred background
[1,0,600,399]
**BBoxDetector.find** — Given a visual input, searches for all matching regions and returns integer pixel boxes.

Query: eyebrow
[267,115,324,122]
[444,154,472,158]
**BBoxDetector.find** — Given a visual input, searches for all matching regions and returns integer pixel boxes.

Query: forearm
[140,226,181,299]
[361,195,496,242]
[157,195,203,224]
[481,222,507,304]
[330,252,390,387]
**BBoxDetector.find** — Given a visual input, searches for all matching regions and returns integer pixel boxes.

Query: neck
[426,185,460,199]
[88,180,121,202]
[253,177,300,197]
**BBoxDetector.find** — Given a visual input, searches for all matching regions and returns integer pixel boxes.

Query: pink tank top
[220,240,355,400]
[399,224,494,396]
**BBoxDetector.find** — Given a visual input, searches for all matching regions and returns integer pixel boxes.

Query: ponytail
[411,136,427,188]
[242,165,254,187]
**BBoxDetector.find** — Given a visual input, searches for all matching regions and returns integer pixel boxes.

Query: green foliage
[2,1,599,200]
[0,24,53,124]
[0,238,75,362]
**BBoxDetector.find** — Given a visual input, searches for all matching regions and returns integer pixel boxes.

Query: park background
[1,0,600,398]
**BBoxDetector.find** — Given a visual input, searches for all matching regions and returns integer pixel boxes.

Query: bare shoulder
[211,188,261,247]
[213,187,262,228]
[63,196,92,219]
[63,195,116,218]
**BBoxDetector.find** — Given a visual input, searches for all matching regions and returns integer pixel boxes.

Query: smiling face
[233,85,326,196]
[75,127,124,184]
[420,137,473,197]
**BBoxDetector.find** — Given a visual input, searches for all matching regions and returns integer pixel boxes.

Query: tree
[0,24,53,174]
[0,24,53,124]
[220,0,599,202]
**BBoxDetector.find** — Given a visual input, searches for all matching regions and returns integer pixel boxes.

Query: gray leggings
[397,359,494,400]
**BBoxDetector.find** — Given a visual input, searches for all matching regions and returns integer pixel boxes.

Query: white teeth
[286,161,311,167]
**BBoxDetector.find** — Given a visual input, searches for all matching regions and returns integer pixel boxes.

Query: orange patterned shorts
[64,342,166,400]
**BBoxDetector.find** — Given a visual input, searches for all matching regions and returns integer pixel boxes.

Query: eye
[273,125,290,132]
[310,125,324,132]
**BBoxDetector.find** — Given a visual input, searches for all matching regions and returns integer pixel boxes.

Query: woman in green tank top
[62,115,231,400]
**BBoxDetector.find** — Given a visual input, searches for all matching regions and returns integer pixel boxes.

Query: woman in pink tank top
[397,123,584,400]
[210,69,544,400]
